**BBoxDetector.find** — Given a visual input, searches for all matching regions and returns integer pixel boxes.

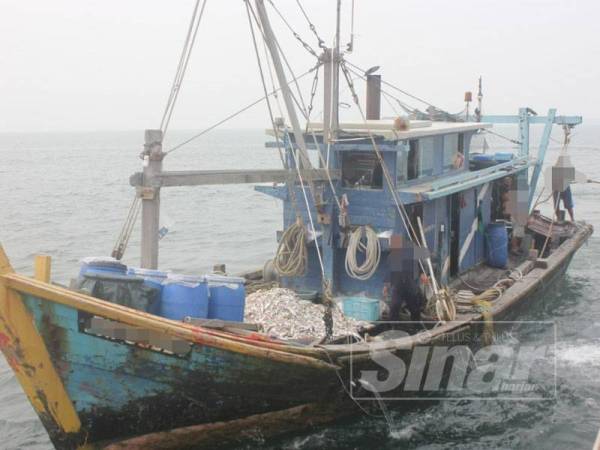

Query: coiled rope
[345,226,381,280]
[273,220,308,277]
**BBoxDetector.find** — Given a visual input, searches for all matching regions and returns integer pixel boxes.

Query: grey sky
[1,0,599,132]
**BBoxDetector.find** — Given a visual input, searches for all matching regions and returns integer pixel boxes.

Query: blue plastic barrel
[79,257,127,278]
[127,267,169,290]
[161,274,209,321]
[494,152,514,162]
[206,275,246,322]
[471,154,494,162]
[486,222,508,268]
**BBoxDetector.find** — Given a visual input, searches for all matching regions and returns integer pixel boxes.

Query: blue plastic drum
[79,257,127,278]
[161,274,209,321]
[205,275,246,322]
[486,222,508,269]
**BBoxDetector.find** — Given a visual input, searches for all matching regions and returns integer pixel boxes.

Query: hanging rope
[340,58,455,322]
[160,0,209,137]
[273,219,308,276]
[111,194,142,260]
[345,226,381,280]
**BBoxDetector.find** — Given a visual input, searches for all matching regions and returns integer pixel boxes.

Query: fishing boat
[0,1,594,448]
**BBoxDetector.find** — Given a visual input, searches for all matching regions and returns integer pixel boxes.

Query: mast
[323,1,342,145]
[254,0,313,174]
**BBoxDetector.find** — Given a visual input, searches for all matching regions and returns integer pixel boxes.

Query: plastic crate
[342,296,380,321]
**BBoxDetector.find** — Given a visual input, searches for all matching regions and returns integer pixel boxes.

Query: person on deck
[553,185,575,222]
[385,238,428,321]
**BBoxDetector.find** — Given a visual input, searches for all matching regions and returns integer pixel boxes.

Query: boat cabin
[258,118,531,310]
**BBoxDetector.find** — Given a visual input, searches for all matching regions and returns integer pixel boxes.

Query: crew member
[553,185,575,222]
[385,238,427,321]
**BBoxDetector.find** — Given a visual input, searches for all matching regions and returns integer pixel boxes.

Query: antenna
[476,76,483,121]
[346,0,355,52]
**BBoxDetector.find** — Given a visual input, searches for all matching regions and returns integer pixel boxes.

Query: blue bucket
[79,257,127,278]
[161,274,209,321]
[206,275,246,322]
[342,296,380,321]
[486,222,508,268]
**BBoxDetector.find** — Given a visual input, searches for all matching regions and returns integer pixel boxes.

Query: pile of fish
[244,288,366,341]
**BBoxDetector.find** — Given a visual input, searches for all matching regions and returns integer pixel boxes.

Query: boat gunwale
[0,270,339,371]
[322,221,594,358]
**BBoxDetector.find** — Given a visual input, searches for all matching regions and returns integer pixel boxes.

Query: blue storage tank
[79,257,127,277]
[161,274,209,321]
[206,275,246,322]
[486,222,509,268]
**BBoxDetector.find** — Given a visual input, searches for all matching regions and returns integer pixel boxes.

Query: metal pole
[140,129,164,269]
[366,74,381,120]
[322,48,333,144]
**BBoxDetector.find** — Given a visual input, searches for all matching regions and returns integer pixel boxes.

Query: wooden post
[140,129,164,269]
[34,255,51,283]
[366,74,381,120]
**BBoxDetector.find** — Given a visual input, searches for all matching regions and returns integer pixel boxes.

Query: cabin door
[449,193,461,277]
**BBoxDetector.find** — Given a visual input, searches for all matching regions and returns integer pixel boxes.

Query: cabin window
[407,140,419,180]
[341,151,383,189]
[419,137,435,177]
[443,133,465,170]
[397,145,408,184]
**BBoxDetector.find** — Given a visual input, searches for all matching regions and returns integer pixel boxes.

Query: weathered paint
[19,294,338,442]
[0,247,84,449]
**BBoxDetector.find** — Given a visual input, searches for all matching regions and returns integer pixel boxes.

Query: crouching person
[384,236,429,321]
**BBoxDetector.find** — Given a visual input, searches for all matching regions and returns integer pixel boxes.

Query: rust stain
[0,331,11,348]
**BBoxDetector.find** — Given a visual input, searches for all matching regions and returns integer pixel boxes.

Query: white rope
[345,226,381,280]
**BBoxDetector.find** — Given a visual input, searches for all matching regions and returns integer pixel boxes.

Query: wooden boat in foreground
[0,219,592,448]
[1,1,596,448]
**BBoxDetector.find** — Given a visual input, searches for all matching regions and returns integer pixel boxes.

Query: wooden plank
[34,255,52,283]
[130,169,340,187]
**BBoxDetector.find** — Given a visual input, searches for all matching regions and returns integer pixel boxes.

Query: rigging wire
[345,65,422,115]
[345,59,448,113]
[164,66,318,155]
[483,129,522,146]
[267,0,319,58]
[160,0,209,137]
[295,0,326,49]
